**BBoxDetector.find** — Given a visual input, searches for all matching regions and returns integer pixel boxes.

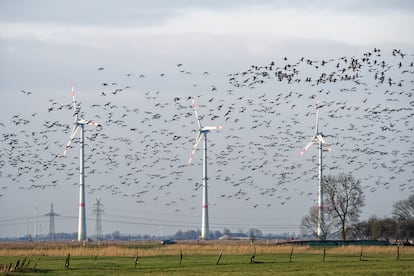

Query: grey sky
[2,0,414,24]
[0,0,413,239]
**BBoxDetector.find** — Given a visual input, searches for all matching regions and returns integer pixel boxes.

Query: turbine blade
[62,124,79,156]
[315,98,320,135]
[300,136,316,155]
[188,132,202,164]
[202,126,224,131]
[326,144,332,153]
[192,97,202,129]
[71,85,79,120]
[87,120,100,127]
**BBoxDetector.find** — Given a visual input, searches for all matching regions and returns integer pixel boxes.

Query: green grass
[1,253,414,275]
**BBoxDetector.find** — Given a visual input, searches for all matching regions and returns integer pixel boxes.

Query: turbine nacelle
[300,135,332,156]
[77,119,101,127]
[62,86,100,157]
[301,99,332,155]
[200,126,224,132]
[189,97,223,164]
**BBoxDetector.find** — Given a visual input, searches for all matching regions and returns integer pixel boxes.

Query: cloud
[2,4,413,50]
[1,0,414,28]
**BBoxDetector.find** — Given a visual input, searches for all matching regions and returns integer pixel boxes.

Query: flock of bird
[1,48,413,231]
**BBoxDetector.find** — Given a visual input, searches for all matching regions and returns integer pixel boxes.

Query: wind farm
[2,49,413,241]
[2,2,414,275]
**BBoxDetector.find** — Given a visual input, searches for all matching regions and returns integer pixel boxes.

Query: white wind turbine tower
[300,99,332,240]
[62,85,100,241]
[188,97,223,240]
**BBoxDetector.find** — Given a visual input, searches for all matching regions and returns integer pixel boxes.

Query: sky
[0,0,413,239]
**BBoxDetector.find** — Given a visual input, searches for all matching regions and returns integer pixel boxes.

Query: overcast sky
[1,1,413,239]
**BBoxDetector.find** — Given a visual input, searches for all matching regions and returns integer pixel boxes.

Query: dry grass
[327,244,411,255]
[0,240,413,258]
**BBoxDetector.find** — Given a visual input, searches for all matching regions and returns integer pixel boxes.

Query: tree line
[301,173,414,243]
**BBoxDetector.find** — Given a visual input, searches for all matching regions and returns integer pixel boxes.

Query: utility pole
[92,199,104,241]
[34,206,38,240]
[45,203,59,240]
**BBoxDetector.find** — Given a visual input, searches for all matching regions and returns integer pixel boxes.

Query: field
[1,241,414,275]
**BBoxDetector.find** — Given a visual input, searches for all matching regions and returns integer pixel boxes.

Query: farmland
[1,241,413,275]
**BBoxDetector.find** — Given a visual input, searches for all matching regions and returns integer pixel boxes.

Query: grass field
[1,241,413,275]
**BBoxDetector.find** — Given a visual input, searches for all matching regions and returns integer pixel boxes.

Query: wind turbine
[300,99,332,240]
[188,97,223,240]
[62,85,100,241]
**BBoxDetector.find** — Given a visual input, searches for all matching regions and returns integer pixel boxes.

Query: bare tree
[300,205,335,240]
[348,221,368,240]
[324,173,365,241]
[364,216,397,242]
[392,194,414,241]
[393,194,414,221]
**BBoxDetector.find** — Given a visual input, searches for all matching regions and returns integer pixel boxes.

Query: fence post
[21,256,27,268]
[289,245,294,263]
[323,247,326,262]
[24,260,31,270]
[134,256,139,269]
[14,260,20,271]
[250,245,256,264]
[396,244,400,261]
[65,253,70,269]
[33,257,40,269]
[216,250,223,265]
